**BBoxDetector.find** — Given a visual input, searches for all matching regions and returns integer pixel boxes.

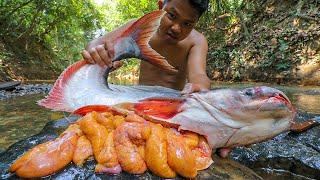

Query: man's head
[159,0,208,17]
[156,0,209,44]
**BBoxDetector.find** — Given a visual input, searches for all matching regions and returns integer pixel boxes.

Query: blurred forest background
[0,0,319,85]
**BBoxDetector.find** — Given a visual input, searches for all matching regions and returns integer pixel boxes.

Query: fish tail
[37,60,88,112]
[119,10,177,72]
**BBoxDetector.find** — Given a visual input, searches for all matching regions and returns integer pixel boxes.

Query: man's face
[158,0,199,44]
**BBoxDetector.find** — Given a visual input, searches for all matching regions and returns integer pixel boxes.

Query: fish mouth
[267,89,294,112]
[272,91,296,119]
[258,92,293,111]
[273,92,291,107]
[251,86,293,110]
[239,87,296,120]
[252,90,296,122]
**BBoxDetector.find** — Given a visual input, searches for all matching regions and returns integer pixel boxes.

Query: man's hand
[82,20,137,70]
[81,37,122,69]
[181,83,209,95]
[218,148,232,158]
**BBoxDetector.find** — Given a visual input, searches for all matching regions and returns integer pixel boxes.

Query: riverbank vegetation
[0,0,319,85]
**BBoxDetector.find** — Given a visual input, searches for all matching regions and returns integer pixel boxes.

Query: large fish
[38,10,317,151]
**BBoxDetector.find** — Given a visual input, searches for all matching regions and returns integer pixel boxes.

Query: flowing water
[0,82,319,152]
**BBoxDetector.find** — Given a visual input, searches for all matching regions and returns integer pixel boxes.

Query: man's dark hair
[163,0,209,17]
[187,0,209,16]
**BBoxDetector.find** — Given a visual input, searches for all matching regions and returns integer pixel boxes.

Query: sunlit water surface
[0,82,319,151]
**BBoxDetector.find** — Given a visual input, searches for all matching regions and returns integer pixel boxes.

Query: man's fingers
[82,40,115,68]
[113,61,123,69]
[105,41,115,59]
[96,45,112,67]
[181,83,195,95]
[82,50,94,63]
[89,48,104,67]
[181,84,192,95]
[218,148,232,158]
[181,83,207,95]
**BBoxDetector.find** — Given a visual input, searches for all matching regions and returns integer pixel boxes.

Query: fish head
[174,86,295,149]
[197,86,295,121]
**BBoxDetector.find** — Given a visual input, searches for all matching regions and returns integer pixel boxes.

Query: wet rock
[0,81,21,91]
[0,84,52,100]
[304,89,320,95]
[0,117,262,180]
[230,112,320,180]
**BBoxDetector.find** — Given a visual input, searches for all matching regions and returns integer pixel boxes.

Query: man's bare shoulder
[186,29,208,47]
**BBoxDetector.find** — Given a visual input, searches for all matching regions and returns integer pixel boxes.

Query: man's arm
[184,33,211,93]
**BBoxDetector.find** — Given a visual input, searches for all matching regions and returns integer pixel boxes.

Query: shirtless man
[82,0,211,94]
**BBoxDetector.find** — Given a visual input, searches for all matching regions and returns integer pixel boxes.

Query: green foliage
[0,0,318,83]
[204,0,320,83]
[0,0,160,80]
[96,0,158,31]
[276,39,291,71]
[208,48,230,70]
[116,0,158,21]
[0,0,103,71]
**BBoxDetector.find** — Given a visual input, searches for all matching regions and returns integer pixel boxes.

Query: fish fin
[121,10,177,72]
[73,105,116,116]
[133,98,184,119]
[37,60,88,112]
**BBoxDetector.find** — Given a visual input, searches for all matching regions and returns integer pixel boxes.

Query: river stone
[0,81,21,91]
[230,112,320,180]
[0,116,262,180]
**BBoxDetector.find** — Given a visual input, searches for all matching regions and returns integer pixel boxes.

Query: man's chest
[154,46,189,70]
